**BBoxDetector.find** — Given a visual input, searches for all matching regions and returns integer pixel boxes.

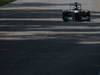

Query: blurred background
[14,0,98,11]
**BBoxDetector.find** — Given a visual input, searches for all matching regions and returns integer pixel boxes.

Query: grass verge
[0,0,16,6]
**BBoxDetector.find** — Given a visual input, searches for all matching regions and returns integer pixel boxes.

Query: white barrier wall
[95,0,100,11]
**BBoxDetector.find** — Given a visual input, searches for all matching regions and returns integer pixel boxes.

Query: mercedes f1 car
[62,2,91,22]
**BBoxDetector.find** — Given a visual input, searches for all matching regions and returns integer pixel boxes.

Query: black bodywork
[62,2,91,22]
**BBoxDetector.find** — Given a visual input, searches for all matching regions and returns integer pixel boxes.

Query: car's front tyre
[62,11,69,22]
[86,11,91,21]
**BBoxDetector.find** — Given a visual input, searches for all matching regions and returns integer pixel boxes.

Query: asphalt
[0,1,100,75]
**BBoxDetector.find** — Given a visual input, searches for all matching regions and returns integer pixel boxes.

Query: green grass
[0,0,16,6]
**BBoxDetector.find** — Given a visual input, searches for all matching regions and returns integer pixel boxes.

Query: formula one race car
[62,2,91,22]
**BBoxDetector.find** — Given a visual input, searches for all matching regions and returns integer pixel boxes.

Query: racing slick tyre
[86,11,91,21]
[87,16,91,21]
[62,11,69,22]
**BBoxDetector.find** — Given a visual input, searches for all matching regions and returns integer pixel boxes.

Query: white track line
[0,31,100,36]
[26,26,100,29]
[79,41,100,44]
[0,6,66,10]
[0,18,62,21]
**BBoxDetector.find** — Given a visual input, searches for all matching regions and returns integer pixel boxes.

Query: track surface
[0,1,100,75]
